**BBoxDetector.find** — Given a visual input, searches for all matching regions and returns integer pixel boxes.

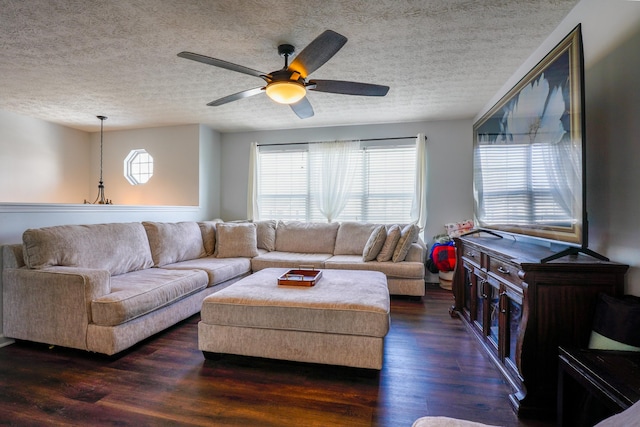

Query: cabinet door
[461,262,484,324]
[462,264,474,317]
[503,287,523,375]
[487,281,501,350]
[474,276,489,334]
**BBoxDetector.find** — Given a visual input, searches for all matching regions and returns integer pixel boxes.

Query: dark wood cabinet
[558,347,640,426]
[450,235,628,418]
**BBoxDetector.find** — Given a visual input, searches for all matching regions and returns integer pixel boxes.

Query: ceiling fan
[177,30,389,119]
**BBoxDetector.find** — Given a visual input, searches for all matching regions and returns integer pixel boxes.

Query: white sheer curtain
[410,133,427,230]
[540,134,579,218]
[309,140,359,222]
[247,142,260,220]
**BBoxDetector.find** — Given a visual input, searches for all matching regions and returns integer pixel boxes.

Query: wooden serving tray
[277,269,322,287]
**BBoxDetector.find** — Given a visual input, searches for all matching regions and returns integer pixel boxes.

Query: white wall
[0,110,90,203]
[91,124,201,206]
[199,124,222,220]
[475,0,640,294]
[220,119,474,248]
[587,23,640,295]
[0,112,220,210]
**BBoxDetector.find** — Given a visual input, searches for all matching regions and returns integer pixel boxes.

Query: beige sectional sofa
[2,219,425,355]
[251,221,426,296]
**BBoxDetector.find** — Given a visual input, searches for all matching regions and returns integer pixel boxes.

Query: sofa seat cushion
[201,268,389,337]
[325,255,425,279]
[251,251,333,271]
[91,268,208,326]
[161,256,251,287]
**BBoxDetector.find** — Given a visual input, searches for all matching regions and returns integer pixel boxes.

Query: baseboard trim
[0,336,15,348]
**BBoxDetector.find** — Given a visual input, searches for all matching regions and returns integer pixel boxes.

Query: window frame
[124,149,154,185]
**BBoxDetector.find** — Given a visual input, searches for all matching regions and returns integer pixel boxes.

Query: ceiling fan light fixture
[265,80,306,104]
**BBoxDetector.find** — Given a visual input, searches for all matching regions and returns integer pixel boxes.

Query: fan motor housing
[269,69,303,83]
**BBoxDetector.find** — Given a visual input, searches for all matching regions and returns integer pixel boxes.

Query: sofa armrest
[404,241,426,263]
[2,267,111,350]
[2,244,25,269]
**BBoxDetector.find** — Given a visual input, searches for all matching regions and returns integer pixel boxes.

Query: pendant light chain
[84,115,112,204]
[98,115,106,184]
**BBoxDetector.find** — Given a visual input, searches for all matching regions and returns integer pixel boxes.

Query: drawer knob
[497,266,510,274]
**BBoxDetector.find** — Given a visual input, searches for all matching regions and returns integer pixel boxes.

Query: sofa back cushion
[275,221,339,254]
[22,223,154,275]
[334,222,378,255]
[143,221,206,267]
[198,220,223,256]
[256,220,277,251]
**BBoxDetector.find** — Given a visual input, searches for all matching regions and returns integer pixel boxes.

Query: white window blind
[257,142,416,223]
[257,149,309,221]
[476,143,574,225]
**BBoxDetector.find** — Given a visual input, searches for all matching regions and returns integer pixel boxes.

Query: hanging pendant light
[84,115,113,204]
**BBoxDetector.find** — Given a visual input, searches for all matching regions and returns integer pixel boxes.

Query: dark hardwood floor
[0,285,555,426]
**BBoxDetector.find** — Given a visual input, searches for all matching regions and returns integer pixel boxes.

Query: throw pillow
[588,293,640,351]
[376,225,401,262]
[215,223,259,258]
[198,220,223,256]
[362,225,387,262]
[392,224,420,262]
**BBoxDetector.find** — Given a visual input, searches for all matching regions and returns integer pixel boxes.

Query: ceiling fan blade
[289,97,314,119]
[288,30,347,78]
[207,87,265,106]
[309,80,389,96]
[178,51,268,80]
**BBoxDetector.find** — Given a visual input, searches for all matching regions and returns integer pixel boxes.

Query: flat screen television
[472,25,605,262]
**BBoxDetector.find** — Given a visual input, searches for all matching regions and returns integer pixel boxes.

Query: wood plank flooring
[0,284,555,426]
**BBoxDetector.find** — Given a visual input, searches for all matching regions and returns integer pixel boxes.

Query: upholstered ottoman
[198,268,390,369]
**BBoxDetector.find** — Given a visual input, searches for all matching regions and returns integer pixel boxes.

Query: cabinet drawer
[489,258,523,288]
[462,247,481,266]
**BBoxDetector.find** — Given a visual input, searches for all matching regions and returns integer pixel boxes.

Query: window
[475,143,574,226]
[124,149,153,185]
[256,141,417,223]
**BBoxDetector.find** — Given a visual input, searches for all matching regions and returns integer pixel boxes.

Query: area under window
[124,149,153,185]
[256,141,417,223]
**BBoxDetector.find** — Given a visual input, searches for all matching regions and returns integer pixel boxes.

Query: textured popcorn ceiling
[0,0,579,133]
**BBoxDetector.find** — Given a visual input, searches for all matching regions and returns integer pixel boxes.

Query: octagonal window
[124,149,153,185]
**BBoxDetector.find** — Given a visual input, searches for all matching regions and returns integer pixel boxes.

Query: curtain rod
[256,135,422,147]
